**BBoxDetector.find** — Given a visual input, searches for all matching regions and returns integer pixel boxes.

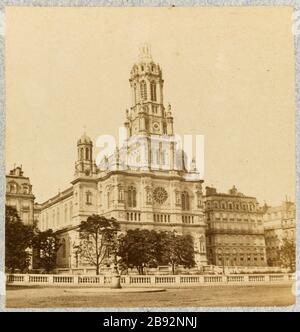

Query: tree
[5,205,34,273]
[279,237,296,272]
[118,229,162,274]
[76,215,120,275]
[33,229,61,273]
[160,231,195,275]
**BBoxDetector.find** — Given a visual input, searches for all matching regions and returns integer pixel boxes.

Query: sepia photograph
[1,4,298,312]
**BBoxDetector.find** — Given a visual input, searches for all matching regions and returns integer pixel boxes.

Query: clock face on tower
[153,187,168,204]
[153,122,160,132]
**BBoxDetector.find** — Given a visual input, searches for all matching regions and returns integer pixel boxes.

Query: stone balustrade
[6,273,293,287]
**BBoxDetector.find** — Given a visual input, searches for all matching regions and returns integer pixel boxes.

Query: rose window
[153,187,168,204]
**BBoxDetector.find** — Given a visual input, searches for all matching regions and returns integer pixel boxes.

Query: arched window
[128,186,137,208]
[140,81,147,100]
[150,82,157,101]
[85,147,89,160]
[181,191,190,211]
[163,123,167,134]
[80,148,84,160]
[10,182,17,193]
[22,185,29,194]
[86,191,92,205]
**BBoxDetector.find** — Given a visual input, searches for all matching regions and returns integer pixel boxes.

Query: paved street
[6,284,295,308]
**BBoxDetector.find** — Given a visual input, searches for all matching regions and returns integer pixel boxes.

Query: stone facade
[263,201,296,267]
[38,47,207,270]
[6,165,36,226]
[205,186,267,267]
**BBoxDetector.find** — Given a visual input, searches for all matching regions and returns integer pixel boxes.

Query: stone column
[159,142,162,170]
[170,142,175,170]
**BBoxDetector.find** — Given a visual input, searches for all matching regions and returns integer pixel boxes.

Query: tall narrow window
[86,191,92,205]
[128,186,137,207]
[140,81,147,100]
[161,151,166,165]
[128,190,132,207]
[107,190,113,208]
[163,123,167,134]
[145,119,149,131]
[85,147,89,160]
[181,191,190,211]
[150,82,157,101]
[133,84,137,104]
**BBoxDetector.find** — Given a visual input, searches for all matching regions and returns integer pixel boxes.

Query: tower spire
[139,43,152,62]
[127,47,174,137]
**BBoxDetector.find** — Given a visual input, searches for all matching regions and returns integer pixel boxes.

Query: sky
[5,6,296,205]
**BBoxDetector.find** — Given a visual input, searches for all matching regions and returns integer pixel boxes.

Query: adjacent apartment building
[205,186,267,267]
[263,200,296,267]
[5,165,37,226]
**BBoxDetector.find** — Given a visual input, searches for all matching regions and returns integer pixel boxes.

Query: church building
[37,46,207,272]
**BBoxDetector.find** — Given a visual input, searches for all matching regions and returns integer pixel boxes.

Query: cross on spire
[139,43,152,62]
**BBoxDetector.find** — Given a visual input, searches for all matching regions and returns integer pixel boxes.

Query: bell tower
[125,44,174,138]
[75,133,97,177]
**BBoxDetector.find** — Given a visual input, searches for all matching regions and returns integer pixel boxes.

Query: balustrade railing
[6,273,293,287]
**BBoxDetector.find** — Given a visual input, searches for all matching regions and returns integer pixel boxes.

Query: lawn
[6,284,295,308]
